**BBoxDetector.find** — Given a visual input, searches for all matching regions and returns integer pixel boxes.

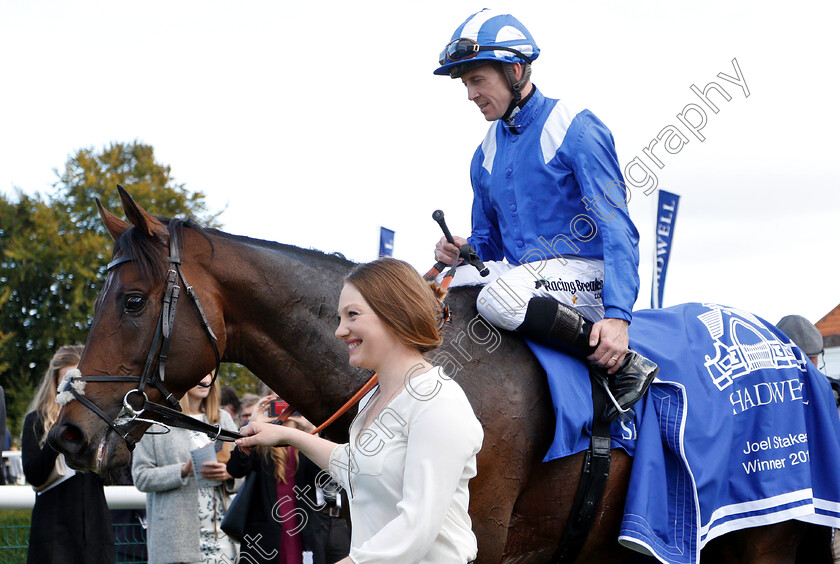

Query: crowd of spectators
[4,349,351,564]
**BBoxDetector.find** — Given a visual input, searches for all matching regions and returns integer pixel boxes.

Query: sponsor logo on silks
[534,278,604,294]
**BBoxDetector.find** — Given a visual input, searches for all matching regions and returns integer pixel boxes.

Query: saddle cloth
[528,302,840,564]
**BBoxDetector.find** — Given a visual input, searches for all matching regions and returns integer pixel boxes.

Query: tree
[0,141,258,440]
[55,142,220,235]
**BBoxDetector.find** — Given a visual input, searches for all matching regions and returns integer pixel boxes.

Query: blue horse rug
[527,302,840,564]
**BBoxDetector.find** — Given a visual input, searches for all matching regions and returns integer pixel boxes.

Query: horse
[48,187,832,563]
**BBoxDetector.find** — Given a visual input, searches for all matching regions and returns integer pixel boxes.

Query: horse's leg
[700,521,819,564]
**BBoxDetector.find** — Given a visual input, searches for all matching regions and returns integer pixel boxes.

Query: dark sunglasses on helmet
[439,38,531,66]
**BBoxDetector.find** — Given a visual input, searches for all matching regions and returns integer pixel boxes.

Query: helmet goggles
[439,38,532,67]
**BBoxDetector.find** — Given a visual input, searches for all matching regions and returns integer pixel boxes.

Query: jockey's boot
[517,297,659,421]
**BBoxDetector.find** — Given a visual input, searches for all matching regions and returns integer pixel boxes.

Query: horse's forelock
[113,217,213,284]
[115,223,169,283]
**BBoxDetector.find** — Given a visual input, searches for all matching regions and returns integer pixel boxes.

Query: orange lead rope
[274,262,456,435]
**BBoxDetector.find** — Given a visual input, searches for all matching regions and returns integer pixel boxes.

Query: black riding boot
[517,297,659,421]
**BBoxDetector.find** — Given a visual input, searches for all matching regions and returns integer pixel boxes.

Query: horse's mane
[113,215,355,281]
[204,226,355,271]
[112,215,483,326]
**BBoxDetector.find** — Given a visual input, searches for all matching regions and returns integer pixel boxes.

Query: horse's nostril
[49,421,87,455]
[61,425,82,443]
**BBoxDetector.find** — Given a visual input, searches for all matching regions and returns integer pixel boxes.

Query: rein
[61,220,240,450]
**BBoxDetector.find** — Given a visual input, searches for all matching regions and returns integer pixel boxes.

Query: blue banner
[651,190,680,308]
[379,227,394,257]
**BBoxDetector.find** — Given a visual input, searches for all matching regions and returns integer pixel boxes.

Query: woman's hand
[251,394,279,425]
[286,414,316,433]
[180,458,193,478]
[200,460,232,482]
[234,421,291,455]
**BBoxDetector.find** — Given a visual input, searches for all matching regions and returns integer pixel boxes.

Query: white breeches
[441,257,605,331]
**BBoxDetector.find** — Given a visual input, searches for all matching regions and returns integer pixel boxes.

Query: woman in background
[132,373,240,564]
[227,395,319,563]
[21,344,115,564]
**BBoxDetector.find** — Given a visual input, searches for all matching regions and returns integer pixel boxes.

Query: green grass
[0,511,148,563]
[0,511,30,563]
[0,512,29,527]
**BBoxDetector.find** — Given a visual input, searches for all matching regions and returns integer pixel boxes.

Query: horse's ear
[117,185,169,242]
[96,198,130,242]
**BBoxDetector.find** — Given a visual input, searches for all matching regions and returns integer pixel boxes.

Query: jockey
[433,9,658,421]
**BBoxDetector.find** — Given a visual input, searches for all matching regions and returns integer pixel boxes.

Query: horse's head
[49,187,225,473]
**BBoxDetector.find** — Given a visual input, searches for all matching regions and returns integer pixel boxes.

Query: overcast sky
[1,0,838,326]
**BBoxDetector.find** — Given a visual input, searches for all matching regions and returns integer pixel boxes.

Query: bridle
[60,219,241,451]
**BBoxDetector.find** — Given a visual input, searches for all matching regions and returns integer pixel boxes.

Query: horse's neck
[206,233,368,430]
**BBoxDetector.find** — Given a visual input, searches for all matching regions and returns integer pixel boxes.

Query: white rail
[0,485,146,510]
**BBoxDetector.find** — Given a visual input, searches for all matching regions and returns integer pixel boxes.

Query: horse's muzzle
[48,420,88,456]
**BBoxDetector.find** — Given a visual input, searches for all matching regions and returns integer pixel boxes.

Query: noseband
[61,220,241,451]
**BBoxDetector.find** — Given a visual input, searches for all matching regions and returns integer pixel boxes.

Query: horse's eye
[124,294,147,313]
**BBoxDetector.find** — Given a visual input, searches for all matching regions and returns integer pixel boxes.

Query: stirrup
[595,377,634,424]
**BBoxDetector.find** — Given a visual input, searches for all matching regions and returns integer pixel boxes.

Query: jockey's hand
[588,318,629,375]
[435,235,468,266]
[235,421,292,455]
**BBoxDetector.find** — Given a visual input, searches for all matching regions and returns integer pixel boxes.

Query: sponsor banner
[651,190,680,308]
[379,227,394,258]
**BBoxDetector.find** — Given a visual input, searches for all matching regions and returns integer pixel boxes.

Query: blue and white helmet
[434,9,540,77]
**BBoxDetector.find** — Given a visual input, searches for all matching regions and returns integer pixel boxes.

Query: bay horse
[49,187,831,563]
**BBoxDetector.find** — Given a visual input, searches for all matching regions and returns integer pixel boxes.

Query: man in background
[0,385,7,485]
[221,385,242,421]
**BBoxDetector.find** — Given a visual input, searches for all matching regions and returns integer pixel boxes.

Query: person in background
[221,385,242,421]
[3,427,18,485]
[21,345,116,564]
[776,314,837,402]
[300,434,351,564]
[258,381,274,398]
[133,373,240,564]
[237,258,484,564]
[243,388,350,563]
[0,384,7,485]
[226,395,317,564]
[777,314,825,368]
[238,393,260,428]
[775,316,840,563]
